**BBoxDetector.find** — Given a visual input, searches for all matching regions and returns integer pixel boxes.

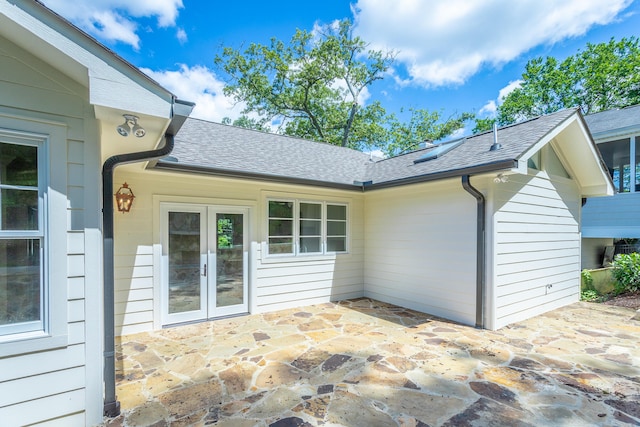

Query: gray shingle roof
[365,108,576,186]
[165,119,373,187]
[584,104,640,136]
[159,108,579,190]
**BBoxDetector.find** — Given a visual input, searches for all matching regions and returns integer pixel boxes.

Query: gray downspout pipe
[102,99,193,417]
[102,133,175,417]
[461,175,485,329]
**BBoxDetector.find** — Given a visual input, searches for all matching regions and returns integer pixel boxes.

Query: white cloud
[479,79,522,117]
[498,80,522,101]
[176,28,188,44]
[42,0,183,49]
[140,65,244,122]
[479,100,497,116]
[353,0,633,87]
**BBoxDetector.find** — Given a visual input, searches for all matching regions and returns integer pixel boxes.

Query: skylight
[413,137,466,164]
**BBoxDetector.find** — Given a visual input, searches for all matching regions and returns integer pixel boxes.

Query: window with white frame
[0,137,44,337]
[267,199,348,256]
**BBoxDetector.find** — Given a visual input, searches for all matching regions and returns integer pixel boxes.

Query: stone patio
[105,298,640,426]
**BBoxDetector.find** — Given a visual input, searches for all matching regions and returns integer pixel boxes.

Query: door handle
[202,264,207,277]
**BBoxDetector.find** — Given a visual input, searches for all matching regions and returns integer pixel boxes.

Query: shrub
[610,253,640,293]
[581,269,594,290]
[580,289,600,302]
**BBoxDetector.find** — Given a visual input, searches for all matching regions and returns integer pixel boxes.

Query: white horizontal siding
[0,343,85,382]
[0,367,85,407]
[0,40,100,425]
[254,192,365,313]
[363,179,477,326]
[113,171,365,333]
[492,172,581,329]
[1,390,85,427]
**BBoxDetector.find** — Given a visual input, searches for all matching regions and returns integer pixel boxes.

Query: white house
[125,110,609,338]
[0,1,613,425]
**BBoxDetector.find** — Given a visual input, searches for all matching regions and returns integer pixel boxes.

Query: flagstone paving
[104,298,640,426]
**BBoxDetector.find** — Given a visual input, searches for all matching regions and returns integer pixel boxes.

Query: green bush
[581,269,594,290]
[610,253,640,293]
[580,289,600,302]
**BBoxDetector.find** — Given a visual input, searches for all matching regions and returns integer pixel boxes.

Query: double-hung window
[0,136,44,337]
[267,200,348,256]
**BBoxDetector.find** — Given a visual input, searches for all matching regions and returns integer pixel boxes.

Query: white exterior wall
[113,170,365,335]
[363,179,478,326]
[490,171,581,330]
[0,37,103,426]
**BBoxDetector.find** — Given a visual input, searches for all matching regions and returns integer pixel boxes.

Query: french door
[161,203,249,325]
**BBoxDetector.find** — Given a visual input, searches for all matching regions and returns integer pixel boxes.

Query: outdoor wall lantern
[115,182,135,213]
[116,114,146,138]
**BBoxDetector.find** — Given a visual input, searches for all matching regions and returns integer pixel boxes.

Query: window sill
[0,332,68,358]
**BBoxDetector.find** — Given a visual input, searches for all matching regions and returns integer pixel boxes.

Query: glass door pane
[162,204,207,325]
[210,208,248,317]
[168,212,202,313]
[216,213,244,307]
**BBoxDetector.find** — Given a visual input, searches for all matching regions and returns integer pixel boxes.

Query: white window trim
[266,198,349,258]
[326,202,348,253]
[0,119,68,357]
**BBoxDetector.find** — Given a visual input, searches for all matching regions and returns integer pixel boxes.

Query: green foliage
[385,109,475,156]
[215,20,470,153]
[580,289,600,302]
[477,37,640,129]
[610,252,640,293]
[217,218,233,248]
[472,118,495,134]
[581,269,594,290]
[221,115,271,132]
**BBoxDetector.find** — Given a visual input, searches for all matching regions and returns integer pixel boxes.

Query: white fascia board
[581,184,615,198]
[518,112,614,197]
[555,117,614,197]
[518,112,578,164]
[0,1,173,118]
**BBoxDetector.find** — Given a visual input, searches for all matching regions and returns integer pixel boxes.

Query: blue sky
[43,0,640,134]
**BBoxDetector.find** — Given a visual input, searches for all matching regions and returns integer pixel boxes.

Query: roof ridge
[471,107,578,138]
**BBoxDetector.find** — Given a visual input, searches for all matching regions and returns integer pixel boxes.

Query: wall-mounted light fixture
[493,173,509,184]
[116,114,146,138]
[114,182,135,213]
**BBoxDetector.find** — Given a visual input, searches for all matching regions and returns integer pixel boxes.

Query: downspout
[461,175,485,329]
[102,100,193,417]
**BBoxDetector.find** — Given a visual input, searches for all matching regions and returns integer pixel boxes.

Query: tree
[476,37,640,132]
[386,108,474,156]
[221,115,270,132]
[215,20,470,154]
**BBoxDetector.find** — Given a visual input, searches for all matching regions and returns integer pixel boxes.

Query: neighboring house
[582,104,640,268]
[0,1,614,426]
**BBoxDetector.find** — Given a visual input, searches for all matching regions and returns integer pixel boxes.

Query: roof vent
[489,122,502,151]
[413,137,466,164]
